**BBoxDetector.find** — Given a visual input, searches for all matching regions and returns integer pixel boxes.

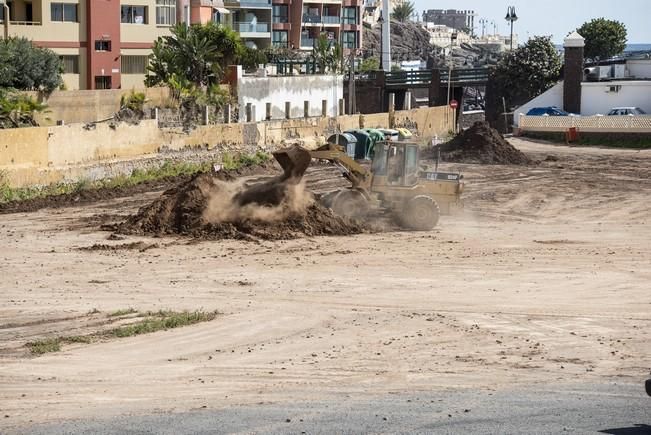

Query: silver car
[607,107,647,116]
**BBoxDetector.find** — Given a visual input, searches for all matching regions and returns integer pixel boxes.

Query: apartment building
[271,0,362,52]
[0,0,360,90]
[0,0,178,90]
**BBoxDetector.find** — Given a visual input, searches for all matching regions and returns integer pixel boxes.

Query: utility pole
[348,49,356,114]
[1,1,10,39]
[381,0,390,71]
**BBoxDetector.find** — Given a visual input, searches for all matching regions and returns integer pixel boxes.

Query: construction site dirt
[1,138,650,430]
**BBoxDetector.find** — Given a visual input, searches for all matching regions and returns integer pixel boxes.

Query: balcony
[322,15,340,25]
[234,21,270,34]
[272,15,289,23]
[238,0,272,7]
[302,13,321,24]
[300,37,315,48]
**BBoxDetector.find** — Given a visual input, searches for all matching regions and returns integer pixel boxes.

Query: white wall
[627,60,651,79]
[237,74,344,122]
[581,81,651,115]
[513,82,563,126]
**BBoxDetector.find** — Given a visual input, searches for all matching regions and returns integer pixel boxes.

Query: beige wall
[0,106,453,188]
[7,0,87,43]
[24,87,171,126]
[120,0,174,43]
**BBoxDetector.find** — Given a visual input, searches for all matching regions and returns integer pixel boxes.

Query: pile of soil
[435,122,533,165]
[112,173,368,241]
[0,161,277,215]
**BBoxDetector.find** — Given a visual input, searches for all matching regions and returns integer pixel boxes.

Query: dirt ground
[1,138,650,429]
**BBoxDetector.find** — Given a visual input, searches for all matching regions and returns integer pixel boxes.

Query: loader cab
[371,142,420,187]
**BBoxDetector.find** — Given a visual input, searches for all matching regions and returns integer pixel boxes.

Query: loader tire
[399,195,440,231]
[331,189,369,220]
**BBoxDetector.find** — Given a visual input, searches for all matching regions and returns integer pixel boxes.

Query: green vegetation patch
[25,310,219,356]
[108,308,138,317]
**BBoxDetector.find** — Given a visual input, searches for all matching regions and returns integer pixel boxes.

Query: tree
[391,1,415,23]
[489,36,562,109]
[0,37,62,92]
[359,57,379,72]
[577,18,627,60]
[240,47,268,72]
[313,35,343,73]
[146,23,243,88]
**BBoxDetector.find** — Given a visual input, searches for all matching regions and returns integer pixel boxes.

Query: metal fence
[519,114,651,133]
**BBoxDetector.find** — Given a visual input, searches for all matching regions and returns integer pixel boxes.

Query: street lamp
[479,18,487,38]
[505,6,518,50]
[377,10,384,71]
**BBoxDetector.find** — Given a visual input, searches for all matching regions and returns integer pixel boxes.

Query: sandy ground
[0,138,650,430]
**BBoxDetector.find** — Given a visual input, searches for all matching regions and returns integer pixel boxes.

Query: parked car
[607,107,647,116]
[526,106,571,116]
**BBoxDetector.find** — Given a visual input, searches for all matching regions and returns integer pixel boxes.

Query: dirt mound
[0,161,277,215]
[113,172,368,241]
[435,122,533,165]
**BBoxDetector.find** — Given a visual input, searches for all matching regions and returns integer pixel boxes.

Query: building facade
[272,0,362,52]
[0,0,360,90]
[422,9,475,34]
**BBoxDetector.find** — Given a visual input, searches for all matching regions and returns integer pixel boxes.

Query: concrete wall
[628,60,651,79]
[0,106,452,188]
[24,87,171,126]
[237,74,344,122]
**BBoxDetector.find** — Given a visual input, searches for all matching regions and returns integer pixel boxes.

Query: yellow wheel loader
[272,142,464,230]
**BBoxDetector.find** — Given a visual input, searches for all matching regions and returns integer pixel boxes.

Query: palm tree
[391,1,415,23]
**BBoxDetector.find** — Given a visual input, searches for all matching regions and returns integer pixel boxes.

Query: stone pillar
[285,101,291,119]
[322,99,328,117]
[304,101,310,118]
[245,103,252,122]
[388,93,395,113]
[224,104,231,124]
[563,31,585,115]
[338,99,345,116]
[404,91,412,110]
[265,102,272,121]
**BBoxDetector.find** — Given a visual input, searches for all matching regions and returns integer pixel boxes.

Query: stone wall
[0,106,452,188]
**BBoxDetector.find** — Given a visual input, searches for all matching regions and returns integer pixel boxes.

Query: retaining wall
[0,106,452,188]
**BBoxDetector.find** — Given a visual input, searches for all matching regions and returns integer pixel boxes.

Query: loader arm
[308,144,371,190]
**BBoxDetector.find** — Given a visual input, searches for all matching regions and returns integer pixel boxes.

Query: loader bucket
[273,146,312,182]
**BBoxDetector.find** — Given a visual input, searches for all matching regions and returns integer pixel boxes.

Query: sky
[412,0,650,44]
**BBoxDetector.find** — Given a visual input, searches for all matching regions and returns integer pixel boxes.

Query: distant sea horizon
[554,43,651,52]
[625,44,651,52]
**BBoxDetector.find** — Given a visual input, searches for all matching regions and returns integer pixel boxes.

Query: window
[121,5,147,24]
[121,55,148,74]
[95,76,112,90]
[156,0,176,26]
[95,40,111,51]
[342,7,357,25]
[272,31,288,48]
[342,31,357,49]
[60,55,79,74]
[51,3,78,22]
[0,5,4,22]
[272,5,288,23]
